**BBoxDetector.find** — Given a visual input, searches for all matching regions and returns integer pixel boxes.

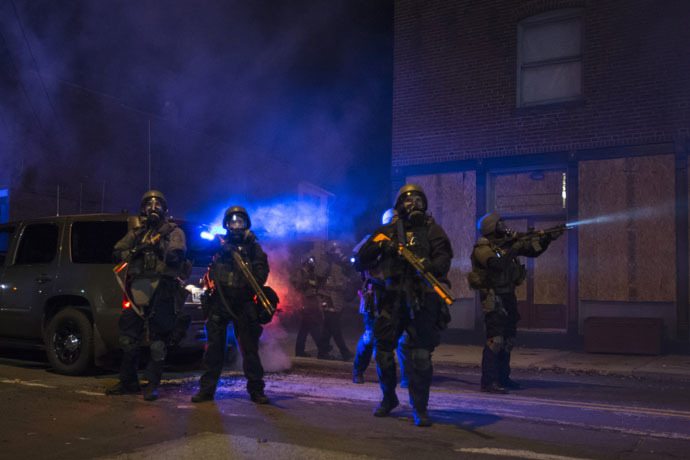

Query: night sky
[0,0,393,239]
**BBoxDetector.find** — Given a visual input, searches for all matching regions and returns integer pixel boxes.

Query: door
[490,169,568,330]
[503,217,568,330]
[0,222,60,339]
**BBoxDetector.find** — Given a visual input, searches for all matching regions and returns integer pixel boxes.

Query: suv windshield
[71,221,129,264]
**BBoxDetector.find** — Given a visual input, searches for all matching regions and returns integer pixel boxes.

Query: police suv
[0,213,210,375]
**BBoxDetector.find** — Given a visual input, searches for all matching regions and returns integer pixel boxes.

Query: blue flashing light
[350,256,356,264]
[200,231,215,241]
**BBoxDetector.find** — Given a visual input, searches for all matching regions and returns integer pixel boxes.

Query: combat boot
[352,373,364,384]
[143,384,159,401]
[481,382,508,394]
[250,391,270,405]
[502,378,521,390]
[105,380,141,395]
[413,410,432,427]
[373,394,399,417]
[191,391,215,403]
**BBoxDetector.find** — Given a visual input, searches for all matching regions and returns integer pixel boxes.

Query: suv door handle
[36,275,53,284]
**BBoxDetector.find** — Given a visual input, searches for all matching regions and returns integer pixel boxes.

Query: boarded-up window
[517,9,583,107]
[578,155,675,302]
[407,172,476,299]
[491,170,566,216]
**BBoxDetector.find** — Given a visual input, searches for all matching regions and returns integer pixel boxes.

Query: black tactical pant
[373,290,441,413]
[118,276,177,388]
[318,310,352,359]
[481,291,520,387]
[295,297,323,356]
[354,311,408,383]
[198,290,265,396]
[353,311,376,376]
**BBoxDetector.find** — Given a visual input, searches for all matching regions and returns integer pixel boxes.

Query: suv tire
[44,308,94,375]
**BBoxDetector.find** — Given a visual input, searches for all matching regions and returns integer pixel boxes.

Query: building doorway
[489,169,568,330]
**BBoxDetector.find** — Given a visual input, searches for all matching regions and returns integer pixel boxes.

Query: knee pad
[376,349,395,368]
[119,335,138,353]
[410,348,431,371]
[504,336,515,352]
[362,329,374,345]
[486,335,504,354]
[149,340,167,362]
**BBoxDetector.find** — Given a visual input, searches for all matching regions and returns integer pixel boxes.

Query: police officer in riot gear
[107,190,187,401]
[355,184,453,427]
[316,240,354,361]
[352,209,409,385]
[470,213,562,393]
[291,254,324,358]
[192,206,272,404]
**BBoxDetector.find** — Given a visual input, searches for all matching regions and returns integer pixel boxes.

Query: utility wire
[10,0,65,134]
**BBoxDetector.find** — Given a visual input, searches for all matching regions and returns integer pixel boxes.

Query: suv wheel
[44,308,94,375]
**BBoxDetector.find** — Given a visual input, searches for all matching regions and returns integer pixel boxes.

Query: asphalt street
[1,344,690,460]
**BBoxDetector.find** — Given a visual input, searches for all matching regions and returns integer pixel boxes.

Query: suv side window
[71,221,128,264]
[0,226,15,266]
[15,223,59,265]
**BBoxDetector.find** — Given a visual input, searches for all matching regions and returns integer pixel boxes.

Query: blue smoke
[193,196,330,242]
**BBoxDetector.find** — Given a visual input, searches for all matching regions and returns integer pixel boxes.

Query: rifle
[494,223,570,248]
[130,232,161,256]
[372,233,454,306]
[230,249,277,317]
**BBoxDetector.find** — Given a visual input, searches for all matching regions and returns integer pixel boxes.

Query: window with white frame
[517,8,584,107]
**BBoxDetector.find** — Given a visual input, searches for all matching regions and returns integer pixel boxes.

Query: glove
[378,236,396,254]
[511,239,526,251]
[222,243,237,255]
[418,257,433,274]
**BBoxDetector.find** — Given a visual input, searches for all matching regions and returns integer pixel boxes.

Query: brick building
[392,0,690,351]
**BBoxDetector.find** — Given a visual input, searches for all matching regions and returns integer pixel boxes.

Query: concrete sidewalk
[432,343,690,381]
[280,333,690,382]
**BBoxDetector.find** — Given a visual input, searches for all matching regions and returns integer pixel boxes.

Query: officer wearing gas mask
[107,190,187,401]
[354,184,453,427]
[470,213,561,393]
[191,206,272,405]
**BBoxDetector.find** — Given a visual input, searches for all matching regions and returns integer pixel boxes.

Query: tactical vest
[469,237,526,293]
[212,241,255,289]
[381,218,432,287]
[128,222,184,278]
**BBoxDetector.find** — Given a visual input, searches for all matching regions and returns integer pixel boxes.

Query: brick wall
[392,0,690,167]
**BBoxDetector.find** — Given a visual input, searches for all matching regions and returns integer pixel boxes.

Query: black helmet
[394,184,428,213]
[223,206,251,238]
[140,190,167,226]
[140,190,167,214]
[478,213,506,236]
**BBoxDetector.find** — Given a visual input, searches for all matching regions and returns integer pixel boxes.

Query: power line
[0,27,45,134]
[10,0,65,135]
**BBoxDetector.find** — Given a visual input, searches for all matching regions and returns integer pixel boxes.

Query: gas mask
[402,194,426,225]
[494,219,514,238]
[141,198,165,227]
[225,213,247,243]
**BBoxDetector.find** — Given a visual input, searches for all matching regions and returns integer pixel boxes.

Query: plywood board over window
[407,172,476,299]
[492,170,565,216]
[579,155,675,302]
